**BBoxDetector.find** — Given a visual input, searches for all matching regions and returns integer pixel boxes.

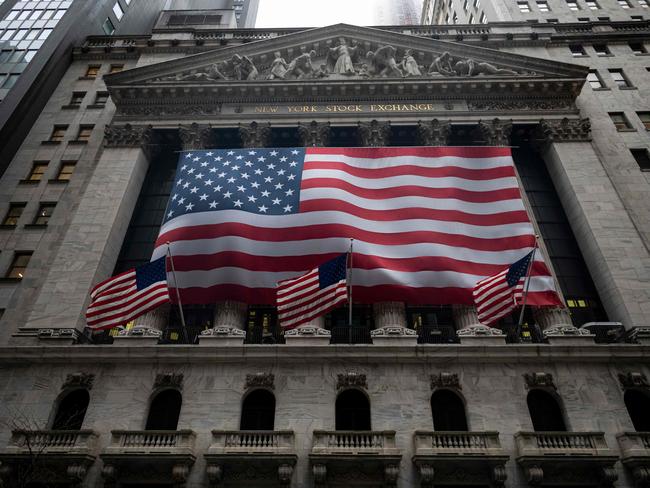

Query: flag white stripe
[303,153,513,170]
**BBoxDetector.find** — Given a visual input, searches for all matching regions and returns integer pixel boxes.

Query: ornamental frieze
[468,99,575,111]
[104,123,152,147]
[535,117,592,142]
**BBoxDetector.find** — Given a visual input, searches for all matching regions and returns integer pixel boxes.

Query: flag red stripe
[305,146,513,158]
[157,222,535,253]
[169,251,553,277]
[300,178,523,203]
[303,160,516,180]
[86,283,169,320]
[299,199,530,226]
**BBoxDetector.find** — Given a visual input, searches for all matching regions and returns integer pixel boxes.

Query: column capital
[417,119,451,146]
[239,121,272,148]
[358,120,391,147]
[535,117,592,144]
[178,123,215,150]
[475,118,512,146]
[104,123,152,148]
[297,121,331,147]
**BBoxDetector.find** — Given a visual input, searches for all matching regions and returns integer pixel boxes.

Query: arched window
[145,389,182,430]
[336,389,371,431]
[431,390,468,431]
[240,389,276,430]
[624,389,650,432]
[527,389,567,431]
[51,389,90,430]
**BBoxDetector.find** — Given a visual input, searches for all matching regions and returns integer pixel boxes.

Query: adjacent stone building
[0,5,649,488]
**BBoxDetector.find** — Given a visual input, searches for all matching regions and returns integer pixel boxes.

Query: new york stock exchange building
[1,7,650,488]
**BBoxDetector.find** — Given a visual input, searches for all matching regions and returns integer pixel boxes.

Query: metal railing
[329,326,373,344]
[416,325,459,344]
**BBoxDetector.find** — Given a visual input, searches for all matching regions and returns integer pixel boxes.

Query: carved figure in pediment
[367,45,403,78]
[400,49,422,77]
[286,50,316,79]
[268,51,289,80]
[328,38,359,76]
[453,57,518,77]
[231,54,258,80]
[428,52,455,76]
[167,63,227,82]
[358,63,371,78]
[311,64,329,79]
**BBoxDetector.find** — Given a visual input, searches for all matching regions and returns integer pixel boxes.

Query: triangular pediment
[105,23,588,115]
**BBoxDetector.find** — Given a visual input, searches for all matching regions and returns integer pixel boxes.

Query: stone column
[21,124,153,344]
[285,121,334,344]
[113,304,170,344]
[535,118,650,335]
[356,120,410,339]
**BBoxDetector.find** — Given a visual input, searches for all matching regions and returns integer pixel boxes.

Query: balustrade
[515,431,612,457]
[209,430,295,455]
[311,430,399,455]
[8,430,97,452]
[106,430,196,454]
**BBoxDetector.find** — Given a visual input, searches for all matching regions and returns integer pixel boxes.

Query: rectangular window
[593,44,611,56]
[587,70,605,88]
[639,0,649,7]
[577,16,590,20]
[2,74,19,89]
[597,15,611,19]
[109,64,124,73]
[474,0,481,8]
[6,252,32,279]
[102,17,115,35]
[631,14,645,19]
[2,203,25,226]
[48,125,67,142]
[609,112,633,130]
[637,112,650,129]
[68,91,85,106]
[452,11,458,22]
[518,1,531,12]
[24,50,37,62]
[537,0,551,10]
[112,2,124,21]
[480,11,487,22]
[93,91,109,106]
[630,42,647,54]
[569,44,587,56]
[618,0,632,7]
[463,0,468,11]
[631,148,650,170]
[566,0,580,10]
[26,162,48,181]
[547,17,559,21]
[75,125,94,142]
[85,65,100,78]
[469,13,474,22]
[56,162,76,181]
[609,69,633,88]
[586,0,600,8]
[33,203,55,225]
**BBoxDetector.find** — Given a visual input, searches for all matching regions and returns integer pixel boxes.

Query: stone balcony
[412,431,509,487]
[616,432,650,485]
[0,430,98,484]
[204,430,297,486]
[309,431,402,487]
[100,430,196,486]
[514,432,619,486]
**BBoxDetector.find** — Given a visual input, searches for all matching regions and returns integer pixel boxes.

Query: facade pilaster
[21,124,153,342]
[536,118,650,331]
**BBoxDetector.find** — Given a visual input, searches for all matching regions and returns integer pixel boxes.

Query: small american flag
[277,253,348,329]
[473,250,535,326]
[86,256,170,330]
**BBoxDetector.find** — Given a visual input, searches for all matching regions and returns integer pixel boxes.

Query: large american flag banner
[152,146,563,307]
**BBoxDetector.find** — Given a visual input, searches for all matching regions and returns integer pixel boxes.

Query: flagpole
[348,239,354,328]
[166,241,189,344]
[517,236,539,334]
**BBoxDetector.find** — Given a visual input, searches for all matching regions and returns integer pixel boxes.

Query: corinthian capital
[239,121,272,148]
[104,123,152,148]
[417,119,451,146]
[298,121,331,147]
[475,118,512,146]
[535,117,592,144]
[358,120,391,147]
[178,123,215,150]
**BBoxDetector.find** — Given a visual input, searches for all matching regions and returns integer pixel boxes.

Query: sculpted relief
[153,37,535,83]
